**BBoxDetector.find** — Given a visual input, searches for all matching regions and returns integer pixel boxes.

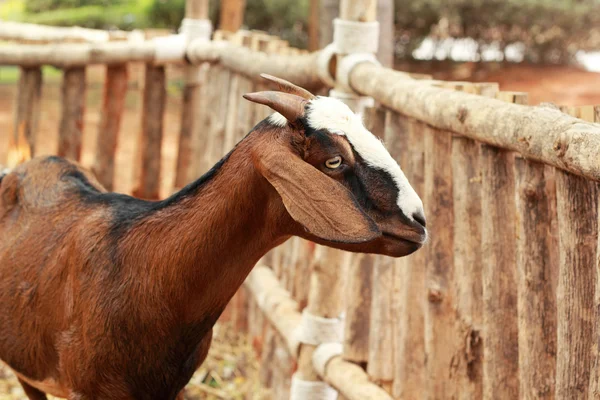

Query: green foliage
[145,0,185,29]
[234,0,309,48]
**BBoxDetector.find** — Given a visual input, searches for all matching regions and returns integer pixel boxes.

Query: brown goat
[0,75,426,399]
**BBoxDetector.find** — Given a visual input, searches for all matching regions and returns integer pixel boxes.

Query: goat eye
[325,156,343,169]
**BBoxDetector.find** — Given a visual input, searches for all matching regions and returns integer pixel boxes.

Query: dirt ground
[400,61,600,106]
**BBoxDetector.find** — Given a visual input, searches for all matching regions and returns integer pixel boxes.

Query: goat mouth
[382,231,425,245]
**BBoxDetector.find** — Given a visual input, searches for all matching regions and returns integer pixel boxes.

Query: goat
[0,74,427,400]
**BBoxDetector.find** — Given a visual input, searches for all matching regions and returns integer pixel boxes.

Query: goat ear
[256,149,381,244]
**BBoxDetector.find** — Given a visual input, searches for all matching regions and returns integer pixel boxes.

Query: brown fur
[0,113,425,399]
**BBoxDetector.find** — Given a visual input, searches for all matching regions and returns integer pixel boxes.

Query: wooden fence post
[449,83,497,398]
[58,67,86,161]
[389,114,426,399]
[589,106,600,399]
[479,92,522,399]
[512,95,559,400]
[554,106,598,399]
[13,66,42,156]
[133,64,166,199]
[365,108,394,392]
[422,94,459,397]
[175,0,210,190]
[93,64,128,191]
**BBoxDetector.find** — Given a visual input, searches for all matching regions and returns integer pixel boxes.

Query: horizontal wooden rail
[244,265,394,399]
[350,63,600,182]
[317,356,393,400]
[187,40,323,90]
[0,38,180,67]
[0,21,130,43]
[244,265,302,357]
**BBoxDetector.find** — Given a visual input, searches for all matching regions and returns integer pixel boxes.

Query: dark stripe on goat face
[350,154,400,216]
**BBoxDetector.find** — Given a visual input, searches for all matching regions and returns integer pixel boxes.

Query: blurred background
[2,0,600,104]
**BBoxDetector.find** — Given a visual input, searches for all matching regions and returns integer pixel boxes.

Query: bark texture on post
[133,64,166,200]
[343,253,372,364]
[553,106,598,399]
[423,124,460,398]
[389,114,426,399]
[588,106,600,399]
[515,156,557,399]
[58,67,86,161]
[452,134,483,399]
[480,144,518,399]
[555,170,597,399]
[93,64,128,191]
[13,67,42,156]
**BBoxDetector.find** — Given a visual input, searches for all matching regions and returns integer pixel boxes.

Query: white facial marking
[306,96,424,221]
[268,112,288,127]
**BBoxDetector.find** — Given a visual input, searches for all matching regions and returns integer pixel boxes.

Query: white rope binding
[153,34,187,63]
[337,52,381,93]
[312,342,343,378]
[179,18,212,84]
[179,18,212,42]
[295,309,345,346]
[290,374,338,400]
[333,18,379,54]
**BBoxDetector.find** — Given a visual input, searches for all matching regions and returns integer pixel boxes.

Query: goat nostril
[413,211,427,228]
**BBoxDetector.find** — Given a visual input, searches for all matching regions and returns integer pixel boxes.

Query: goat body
[0,129,289,399]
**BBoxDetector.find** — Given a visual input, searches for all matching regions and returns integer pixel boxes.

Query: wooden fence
[2,1,600,398]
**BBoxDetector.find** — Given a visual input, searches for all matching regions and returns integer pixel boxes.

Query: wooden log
[174,69,203,189]
[13,67,42,156]
[133,64,166,200]
[509,92,557,399]
[0,21,129,43]
[343,253,372,365]
[187,40,324,91]
[363,108,394,390]
[58,67,86,161]
[555,169,597,399]
[515,157,557,399]
[480,92,519,397]
[318,355,392,400]
[551,106,599,399]
[93,64,128,190]
[349,62,600,182]
[388,114,426,399]
[588,106,600,398]
[448,83,496,399]
[423,122,460,398]
[0,40,171,67]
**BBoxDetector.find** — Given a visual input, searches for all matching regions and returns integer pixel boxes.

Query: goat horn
[260,74,315,100]
[243,91,308,123]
